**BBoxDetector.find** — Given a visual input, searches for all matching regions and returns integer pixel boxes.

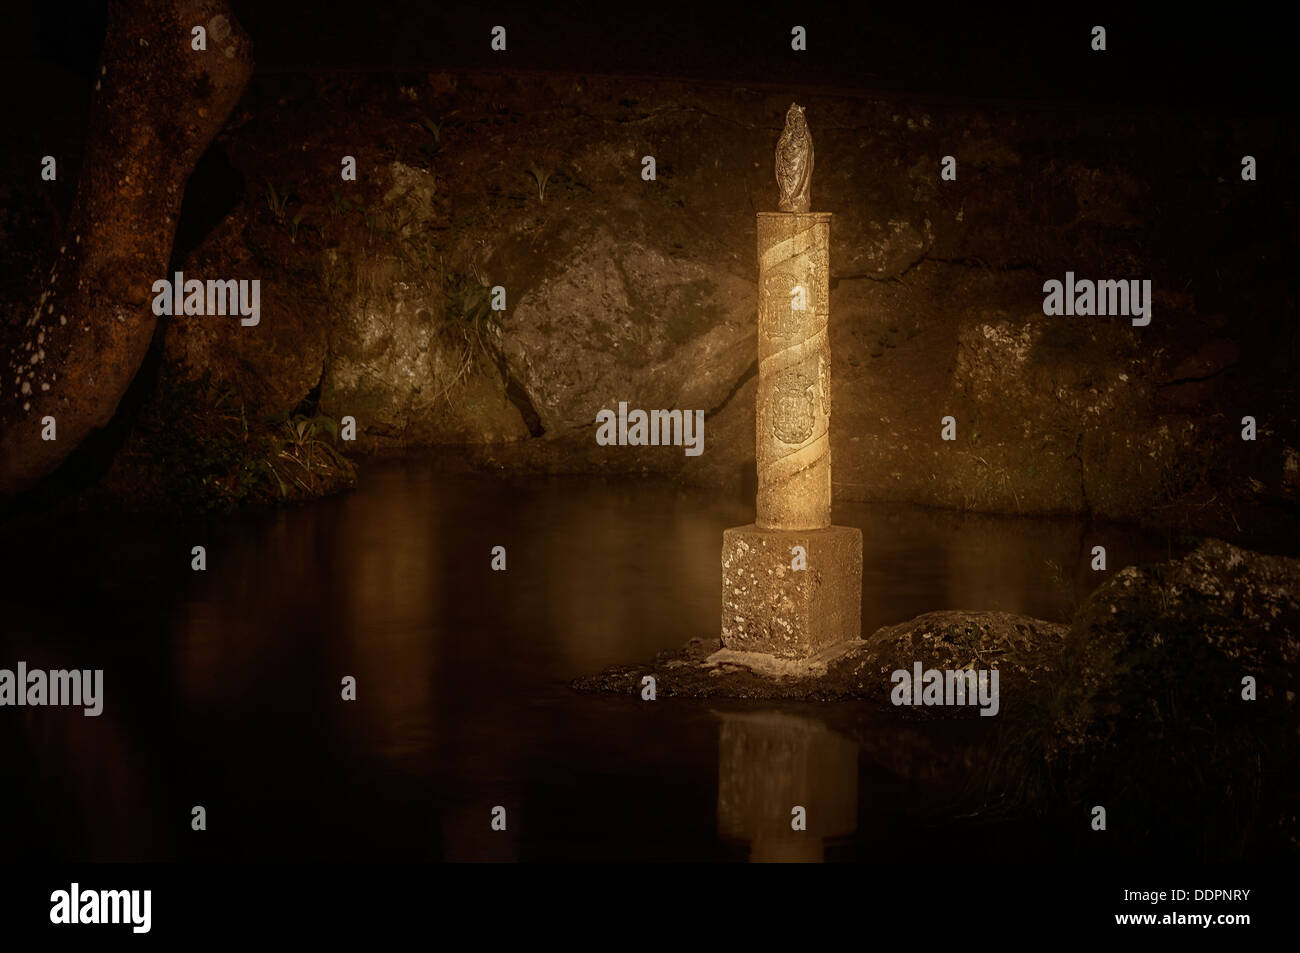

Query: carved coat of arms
[771,370,816,445]
[761,271,801,339]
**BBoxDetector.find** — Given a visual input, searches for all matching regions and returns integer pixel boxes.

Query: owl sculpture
[775,103,813,213]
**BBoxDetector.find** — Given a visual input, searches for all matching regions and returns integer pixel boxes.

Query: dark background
[2,1,1291,113]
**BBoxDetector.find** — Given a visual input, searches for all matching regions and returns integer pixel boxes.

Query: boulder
[1043,539,1300,857]
[840,609,1068,703]
[495,219,755,437]
[164,207,328,420]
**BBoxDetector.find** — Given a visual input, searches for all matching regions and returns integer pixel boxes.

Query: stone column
[718,104,862,660]
[756,212,832,531]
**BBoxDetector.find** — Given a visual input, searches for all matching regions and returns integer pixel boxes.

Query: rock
[1043,539,1300,856]
[1284,447,1300,501]
[496,219,755,437]
[953,315,1147,421]
[162,159,531,449]
[14,69,1294,538]
[319,247,528,449]
[574,608,1067,707]
[1062,163,1147,229]
[845,610,1069,701]
[165,208,328,419]
[315,161,529,449]
[1052,539,1300,741]
[383,161,438,217]
[831,211,929,278]
[952,318,1039,405]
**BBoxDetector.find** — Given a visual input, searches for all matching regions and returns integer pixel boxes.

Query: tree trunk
[0,0,251,498]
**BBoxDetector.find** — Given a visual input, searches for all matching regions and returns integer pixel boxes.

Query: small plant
[264,179,294,222]
[1043,559,1078,619]
[259,414,350,498]
[417,113,442,159]
[433,264,502,403]
[528,164,553,203]
[129,372,357,512]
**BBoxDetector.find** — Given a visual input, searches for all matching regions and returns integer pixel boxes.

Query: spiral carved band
[755,212,832,531]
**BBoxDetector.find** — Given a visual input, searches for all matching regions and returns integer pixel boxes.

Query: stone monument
[719,104,863,659]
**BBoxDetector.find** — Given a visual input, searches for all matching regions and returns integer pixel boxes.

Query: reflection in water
[0,461,1187,860]
[716,711,858,862]
[0,631,170,861]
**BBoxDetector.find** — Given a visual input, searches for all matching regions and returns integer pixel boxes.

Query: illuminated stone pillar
[719,104,862,659]
[756,212,832,530]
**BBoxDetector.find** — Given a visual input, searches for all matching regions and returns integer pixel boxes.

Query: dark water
[0,462,1184,862]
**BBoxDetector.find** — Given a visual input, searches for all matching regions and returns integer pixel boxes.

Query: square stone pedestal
[721,524,863,658]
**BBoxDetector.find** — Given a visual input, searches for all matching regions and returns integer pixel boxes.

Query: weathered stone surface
[1038,539,1300,857]
[160,159,530,451]
[1050,539,1300,750]
[848,610,1068,700]
[317,162,530,449]
[7,69,1294,540]
[721,524,862,658]
[164,207,327,419]
[496,221,755,436]
[755,212,832,530]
